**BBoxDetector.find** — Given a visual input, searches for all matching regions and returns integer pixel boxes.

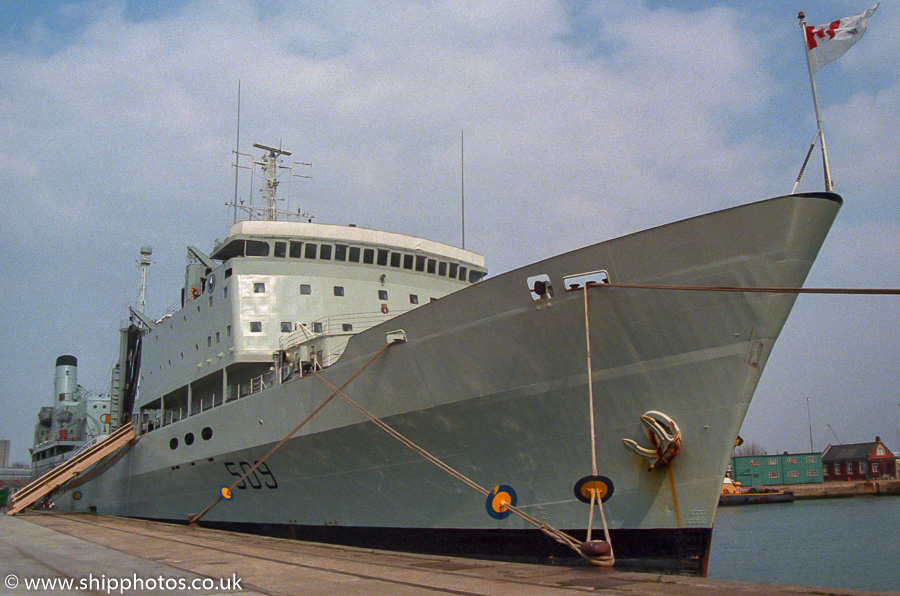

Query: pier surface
[0,512,891,595]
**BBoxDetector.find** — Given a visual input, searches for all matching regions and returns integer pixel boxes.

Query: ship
[30,355,113,480]
[17,143,842,575]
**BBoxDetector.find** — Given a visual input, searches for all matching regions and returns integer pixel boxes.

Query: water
[707,496,900,592]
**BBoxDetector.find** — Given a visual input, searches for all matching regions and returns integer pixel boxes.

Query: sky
[0,0,898,465]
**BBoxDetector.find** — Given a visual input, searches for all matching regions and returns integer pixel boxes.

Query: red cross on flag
[805,3,879,74]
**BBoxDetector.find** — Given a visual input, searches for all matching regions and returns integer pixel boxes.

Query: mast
[253,143,292,221]
[137,246,152,314]
[798,11,833,192]
[232,81,241,225]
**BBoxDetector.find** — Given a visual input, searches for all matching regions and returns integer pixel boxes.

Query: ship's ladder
[5,422,137,516]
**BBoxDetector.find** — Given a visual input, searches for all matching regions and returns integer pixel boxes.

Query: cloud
[0,0,897,462]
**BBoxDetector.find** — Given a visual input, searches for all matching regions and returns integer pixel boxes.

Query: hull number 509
[223,461,278,489]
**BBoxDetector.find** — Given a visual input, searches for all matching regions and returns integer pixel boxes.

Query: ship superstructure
[134,144,486,432]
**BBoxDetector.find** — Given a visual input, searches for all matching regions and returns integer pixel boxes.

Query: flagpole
[798,11,833,192]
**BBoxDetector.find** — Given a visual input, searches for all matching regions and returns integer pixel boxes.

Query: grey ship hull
[66,192,841,574]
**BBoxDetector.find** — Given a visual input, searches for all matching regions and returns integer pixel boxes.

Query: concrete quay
[0,512,893,595]
[786,479,900,499]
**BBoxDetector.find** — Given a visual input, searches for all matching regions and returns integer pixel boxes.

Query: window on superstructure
[226,325,231,337]
[216,239,245,260]
[459,266,467,281]
[250,322,262,333]
[225,268,232,278]
[377,249,389,266]
[378,290,388,300]
[427,259,436,274]
[403,254,414,269]
[305,243,318,259]
[438,262,447,276]
[209,296,213,308]
[215,331,220,343]
[415,255,426,272]
[274,242,287,258]
[254,282,266,293]
[224,286,228,298]
[207,336,212,347]
[290,242,303,258]
[449,263,458,278]
[320,244,332,260]
[335,244,348,261]
[280,322,293,333]
[300,284,311,295]
[349,246,361,262]
[342,324,353,332]
[390,252,401,267]
[469,270,485,283]
[334,286,345,297]
[363,248,374,264]
[409,294,419,305]
[312,322,324,333]
[246,240,269,257]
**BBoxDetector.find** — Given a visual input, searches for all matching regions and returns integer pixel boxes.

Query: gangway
[5,422,137,515]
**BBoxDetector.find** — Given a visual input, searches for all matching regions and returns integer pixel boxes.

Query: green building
[731,452,823,487]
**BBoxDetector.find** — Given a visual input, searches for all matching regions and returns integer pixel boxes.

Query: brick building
[822,437,896,481]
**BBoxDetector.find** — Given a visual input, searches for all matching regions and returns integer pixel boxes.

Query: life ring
[381,304,389,314]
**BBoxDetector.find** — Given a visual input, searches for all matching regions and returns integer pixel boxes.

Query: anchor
[622,410,682,471]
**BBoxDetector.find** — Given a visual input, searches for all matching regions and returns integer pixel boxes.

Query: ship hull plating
[64,193,842,574]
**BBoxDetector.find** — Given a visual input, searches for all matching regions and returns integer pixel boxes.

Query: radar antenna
[228,142,313,222]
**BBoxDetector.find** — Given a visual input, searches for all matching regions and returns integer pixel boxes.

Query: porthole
[201,427,213,441]
[185,432,195,446]
[169,437,178,450]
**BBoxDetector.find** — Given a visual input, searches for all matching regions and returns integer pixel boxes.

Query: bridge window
[305,243,317,259]
[290,241,303,258]
[438,262,447,276]
[335,244,348,261]
[377,249,389,266]
[320,244,332,260]
[363,248,375,264]
[390,252,402,267]
[449,263,458,278]
[427,259,436,274]
[246,240,269,257]
[349,246,361,262]
[403,254,414,269]
[415,255,426,272]
[274,242,286,258]
[469,270,485,283]
[458,266,467,281]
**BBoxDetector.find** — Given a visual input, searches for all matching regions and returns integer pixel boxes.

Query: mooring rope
[582,286,615,566]
[188,341,398,526]
[594,282,900,295]
[309,370,592,560]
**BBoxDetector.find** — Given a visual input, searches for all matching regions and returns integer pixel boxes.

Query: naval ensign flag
[805,3,879,73]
